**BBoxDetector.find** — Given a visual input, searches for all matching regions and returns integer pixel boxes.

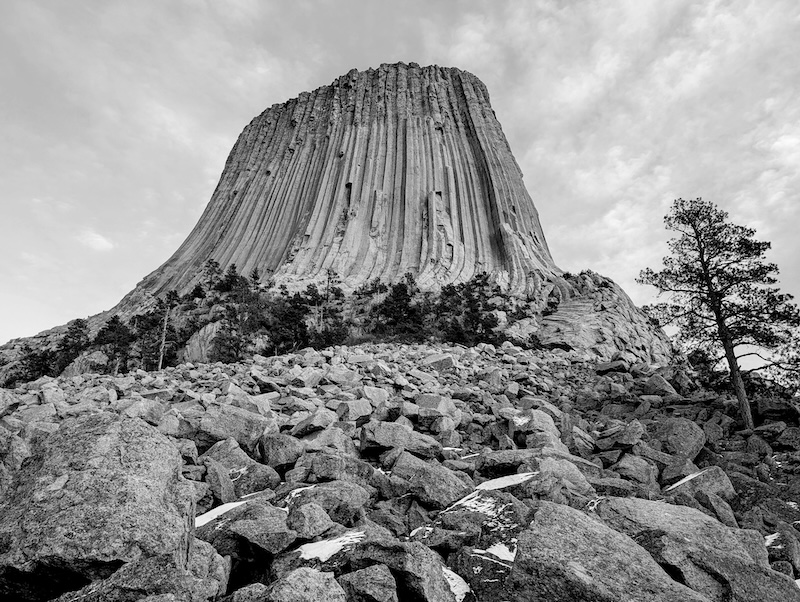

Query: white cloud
[76,229,115,251]
[2,0,800,343]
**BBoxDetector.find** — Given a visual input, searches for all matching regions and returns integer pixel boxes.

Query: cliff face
[0,63,675,371]
[119,63,558,308]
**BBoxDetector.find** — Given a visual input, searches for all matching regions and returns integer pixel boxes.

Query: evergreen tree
[54,318,89,373]
[94,315,134,374]
[638,198,800,429]
[16,344,58,383]
[202,259,222,293]
[372,273,424,341]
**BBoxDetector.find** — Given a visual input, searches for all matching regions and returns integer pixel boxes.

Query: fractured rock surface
[121,63,557,305]
[0,413,195,601]
[1,341,799,600]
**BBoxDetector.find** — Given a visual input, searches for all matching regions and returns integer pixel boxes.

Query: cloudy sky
[2,0,799,344]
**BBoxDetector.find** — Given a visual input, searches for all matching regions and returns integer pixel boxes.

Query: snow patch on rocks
[297,531,366,562]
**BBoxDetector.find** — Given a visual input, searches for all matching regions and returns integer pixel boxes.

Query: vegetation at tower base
[638,198,800,431]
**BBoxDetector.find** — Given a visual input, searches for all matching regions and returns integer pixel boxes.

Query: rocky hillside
[1,341,800,601]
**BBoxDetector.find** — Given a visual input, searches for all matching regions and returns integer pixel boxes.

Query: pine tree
[638,198,800,429]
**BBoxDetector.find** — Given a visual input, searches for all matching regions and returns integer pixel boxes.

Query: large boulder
[337,563,398,602]
[197,403,278,453]
[506,501,711,602]
[650,417,706,460]
[595,496,800,602]
[0,413,195,601]
[359,420,442,459]
[264,567,346,602]
[53,541,229,602]
[199,438,280,497]
[391,452,472,510]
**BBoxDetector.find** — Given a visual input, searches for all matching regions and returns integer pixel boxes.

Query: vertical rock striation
[119,62,558,308]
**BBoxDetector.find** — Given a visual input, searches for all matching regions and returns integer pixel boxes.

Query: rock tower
[120,62,559,308]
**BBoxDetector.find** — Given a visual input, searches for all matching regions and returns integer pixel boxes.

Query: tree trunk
[157,306,169,371]
[721,337,755,430]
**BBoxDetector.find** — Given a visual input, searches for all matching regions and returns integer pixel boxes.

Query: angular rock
[337,563,399,602]
[200,438,280,497]
[505,408,567,452]
[0,413,194,602]
[643,374,678,397]
[420,354,455,372]
[282,481,371,526]
[53,547,229,602]
[663,466,736,501]
[650,417,706,460]
[258,433,305,471]
[507,501,710,602]
[229,507,297,555]
[359,420,441,459]
[611,454,658,488]
[595,496,800,602]
[221,583,269,602]
[290,408,337,438]
[391,451,472,510]
[204,457,237,503]
[197,403,277,453]
[264,567,346,602]
[287,502,335,539]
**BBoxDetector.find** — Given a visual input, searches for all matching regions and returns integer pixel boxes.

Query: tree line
[8,266,520,385]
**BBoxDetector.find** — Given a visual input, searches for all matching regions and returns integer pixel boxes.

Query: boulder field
[1,341,799,601]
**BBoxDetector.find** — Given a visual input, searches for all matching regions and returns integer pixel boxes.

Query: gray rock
[0,413,194,602]
[196,500,281,561]
[611,454,658,488]
[643,374,678,397]
[663,466,736,501]
[290,408,338,438]
[0,423,31,471]
[359,420,441,458]
[200,438,280,497]
[505,408,567,452]
[695,490,739,528]
[776,427,800,450]
[436,490,533,599]
[53,548,228,602]
[220,583,269,602]
[349,540,455,602]
[337,563,398,602]
[420,353,455,372]
[391,451,472,510]
[518,456,596,505]
[650,417,706,460]
[287,502,335,539]
[264,567,346,602]
[204,457,237,503]
[197,403,277,453]
[595,496,800,602]
[302,426,358,456]
[336,399,373,424]
[229,506,297,555]
[507,501,711,602]
[283,480,371,526]
[259,433,305,470]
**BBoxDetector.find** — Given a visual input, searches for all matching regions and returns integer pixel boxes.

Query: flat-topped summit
[118,62,558,310]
